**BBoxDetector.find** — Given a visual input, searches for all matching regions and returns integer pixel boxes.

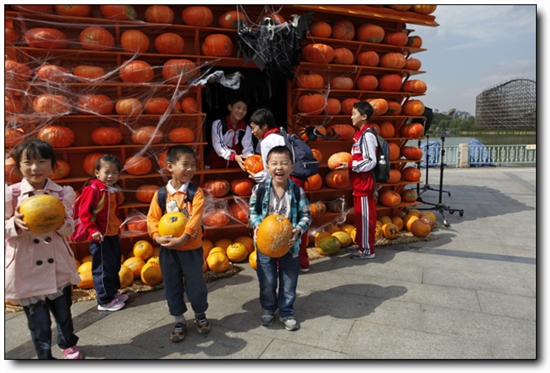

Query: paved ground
[3,167,541,368]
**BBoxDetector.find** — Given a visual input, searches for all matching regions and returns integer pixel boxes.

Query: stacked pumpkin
[309,223,355,256]
[202,235,254,272]
[401,209,436,238]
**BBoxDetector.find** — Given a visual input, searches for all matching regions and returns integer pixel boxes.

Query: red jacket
[78,178,123,241]
[348,124,377,196]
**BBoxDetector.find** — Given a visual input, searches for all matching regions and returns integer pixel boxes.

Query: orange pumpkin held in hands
[244,154,264,174]
[256,214,293,258]
[327,152,352,170]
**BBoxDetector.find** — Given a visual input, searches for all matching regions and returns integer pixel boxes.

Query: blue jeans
[90,235,122,305]
[159,247,208,317]
[23,284,79,359]
[256,250,299,318]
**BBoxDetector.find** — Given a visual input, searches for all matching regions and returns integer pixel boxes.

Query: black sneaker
[260,309,274,326]
[195,313,210,335]
[170,322,186,342]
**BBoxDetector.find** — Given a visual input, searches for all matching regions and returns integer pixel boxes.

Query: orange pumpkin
[309,201,327,218]
[402,167,421,182]
[218,10,245,29]
[203,209,230,227]
[226,243,248,263]
[310,21,332,38]
[143,97,171,114]
[402,99,426,116]
[325,170,350,189]
[388,169,401,183]
[356,51,380,66]
[378,74,403,92]
[355,23,385,43]
[392,216,404,231]
[182,6,213,26]
[402,80,428,94]
[201,33,233,57]
[36,64,71,83]
[124,156,152,175]
[24,28,68,49]
[135,185,159,203]
[120,60,154,83]
[341,98,361,115]
[168,127,194,143]
[410,219,432,237]
[379,189,401,207]
[5,96,22,114]
[5,156,22,184]
[332,47,355,65]
[80,26,115,51]
[386,101,402,115]
[405,58,422,71]
[297,93,325,115]
[132,126,163,144]
[412,5,437,15]
[159,211,188,237]
[383,32,408,46]
[33,94,71,115]
[76,94,114,115]
[202,180,230,197]
[256,214,293,258]
[331,19,355,40]
[234,236,254,254]
[50,160,71,180]
[380,53,406,69]
[296,73,324,89]
[367,98,389,116]
[116,98,143,116]
[5,60,32,81]
[407,35,423,48]
[327,124,355,140]
[357,75,378,91]
[144,5,174,23]
[118,265,134,288]
[38,126,74,148]
[304,173,323,191]
[382,223,399,239]
[330,76,354,90]
[388,141,400,161]
[401,189,419,202]
[244,154,264,174]
[206,251,230,273]
[100,5,137,20]
[229,201,249,224]
[302,43,334,64]
[121,30,150,53]
[155,33,184,54]
[401,146,423,160]
[231,178,254,196]
[83,153,104,175]
[327,152,352,170]
[379,121,395,138]
[73,65,107,83]
[19,194,65,234]
[181,97,199,113]
[400,123,425,138]
[12,5,54,12]
[5,128,24,148]
[162,59,199,84]
[326,98,341,115]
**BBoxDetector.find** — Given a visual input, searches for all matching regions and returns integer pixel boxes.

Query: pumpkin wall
[4,5,437,259]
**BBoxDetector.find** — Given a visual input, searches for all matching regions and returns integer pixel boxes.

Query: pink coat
[4,178,81,301]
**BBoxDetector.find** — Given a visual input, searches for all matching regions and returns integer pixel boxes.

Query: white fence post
[458,143,469,168]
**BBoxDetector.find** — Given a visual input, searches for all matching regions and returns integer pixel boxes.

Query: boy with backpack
[248,108,317,273]
[335,101,379,260]
[146,145,210,342]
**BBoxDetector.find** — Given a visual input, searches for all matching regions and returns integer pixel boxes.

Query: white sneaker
[114,292,128,302]
[98,298,125,311]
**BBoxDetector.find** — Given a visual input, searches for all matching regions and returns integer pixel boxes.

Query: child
[77,154,127,311]
[248,145,311,331]
[248,108,311,273]
[146,145,210,342]
[4,139,82,359]
[336,101,377,259]
[204,96,254,170]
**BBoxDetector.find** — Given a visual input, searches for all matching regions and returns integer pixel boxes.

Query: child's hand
[92,232,103,242]
[156,234,189,249]
[13,210,28,232]
[247,170,256,180]
[335,162,349,170]
[289,228,301,248]
[235,154,246,171]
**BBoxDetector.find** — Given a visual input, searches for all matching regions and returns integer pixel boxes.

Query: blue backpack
[277,127,319,180]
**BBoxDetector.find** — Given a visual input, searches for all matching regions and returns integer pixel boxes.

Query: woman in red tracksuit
[247,108,311,272]
[77,154,128,311]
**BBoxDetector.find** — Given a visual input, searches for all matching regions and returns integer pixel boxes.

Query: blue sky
[417,4,537,116]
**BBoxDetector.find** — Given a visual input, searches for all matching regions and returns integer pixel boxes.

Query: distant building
[475,79,536,129]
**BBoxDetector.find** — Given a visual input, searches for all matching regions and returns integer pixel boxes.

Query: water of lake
[407,133,537,147]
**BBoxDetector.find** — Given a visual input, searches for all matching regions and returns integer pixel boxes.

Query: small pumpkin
[141,261,163,286]
[203,209,230,227]
[133,240,154,261]
[5,60,32,81]
[230,178,254,196]
[201,33,233,57]
[327,152,352,170]
[144,5,174,23]
[327,124,355,140]
[77,272,94,289]
[202,180,230,197]
[132,126,163,144]
[379,53,406,69]
[379,121,395,138]
[206,251,230,273]
[244,154,264,174]
[388,169,401,184]
[181,6,214,27]
[405,58,422,71]
[118,265,134,288]
[367,98,389,116]
[392,216,404,231]
[256,214,293,258]
[226,243,248,263]
[158,211,188,237]
[309,201,327,218]
[80,26,115,51]
[401,146,423,160]
[155,33,184,54]
[38,126,74,148]
[124,156,153,175]
[121,29,150,53]
[248,250,257,270]
[116,98,143,116]
[135,185,159,203]
[325,170,350,189]
[19,194,65,234]
[388,141,401,161]
[316,235,341,256]
[386,101,402,115]
[234,236,254,254]
[120,60,154,83]
[402,80,428,94]
[382,223,399,239]
[407,35,423,48]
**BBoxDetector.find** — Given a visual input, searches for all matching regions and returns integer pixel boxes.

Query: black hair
[95,154,122,172]
[267,145,293,164]
[228,95,248,107]
[12,139,56,172]
[166,145,197,164]
[353,101,374,120]
[250,108,277,129]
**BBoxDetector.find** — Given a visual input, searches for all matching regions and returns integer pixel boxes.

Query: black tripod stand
[417,135,451,197]
[416,136,464,227]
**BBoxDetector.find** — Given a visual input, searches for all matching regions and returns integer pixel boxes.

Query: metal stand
[417,135,450,197]
[416,136,464,227]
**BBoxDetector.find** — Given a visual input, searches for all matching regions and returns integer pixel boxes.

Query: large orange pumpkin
[162,59,199,84]
[19,194,65,234]
[383,32,409,46]
[402,167,421,182]
[120,60,154,83]
[256,214,293,258]
[410,219,432,237]
[367,98,389,116]
[380,53,406,69]
[405,58,422,71]
[386,101,402,115]
[218,10,245,29]
[135,185,159,203]
[73,65,107,83]
[356,51,380,66]
[144,5,174,23]
[201,34,233,57]
[407,35,423,48]
[202,180,230,197]
[355,24,385,43]
[327,152,352,170]
[325,170,350,189]
[155,33,184,54]
[402,80,428,94]
[158,211,188,237]
[143,97,171,114]
[341,98,361,115]
[304,173,323,191]
[91,127,123,145]
[302,43,334,64]
[401,146,423,160]
[379,121,395,138]
[388,141,400,161]
[181,97,199,113]
[38,126,74,148]
[401,189,419,202]
[33,94,71,115]
[132,126,163,144]
[379,189,401,207]
[182,6,213,26]
[203,209,230,227]
[388,169,401,183]
[244,154,264,174]
[331,19,354,40]
[116,98,143,116]
[327,124,355,140]
[231,178,254,196]
[121,30,150,53]
[5,60,32,81]
[297,93,325,115]
[124,156,152,175]
[24,28,68,49]
[80,26,115,51]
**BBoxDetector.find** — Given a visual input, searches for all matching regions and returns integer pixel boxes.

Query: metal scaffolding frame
[475,78,536,129]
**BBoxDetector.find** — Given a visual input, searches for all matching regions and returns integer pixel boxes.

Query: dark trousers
[90,235,122,305]
[23,284,79,359]
[159,246,208,317]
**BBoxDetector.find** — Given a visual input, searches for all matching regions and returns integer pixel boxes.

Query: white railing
[419,144,536,168]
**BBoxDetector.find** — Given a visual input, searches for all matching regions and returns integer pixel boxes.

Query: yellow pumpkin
[226,242,249,263]
[78,261,92,274]
[403,214,419,231]
[339,224,355,235]
[141,261,163,286]
[132,240,153,261]
[391,216,404,231]
[77,272,94,289]
[202,239,214,259]
[19,194,65,234]
[215,238,232,251]
[350,228,357,243]
[158,211,188,237]
[375,224,384,239]
[209,247,225,256]
[248,250,257,270]
[382,223,399,239]
[379,216,392,225]
[234,235,254,254]
[119,264,134,288]
[332,231,352,247]
[206,251,230,273]
[325,225,341,234]
[147,256,160,264]
[313,231,332,247]
[124,257,146,279]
